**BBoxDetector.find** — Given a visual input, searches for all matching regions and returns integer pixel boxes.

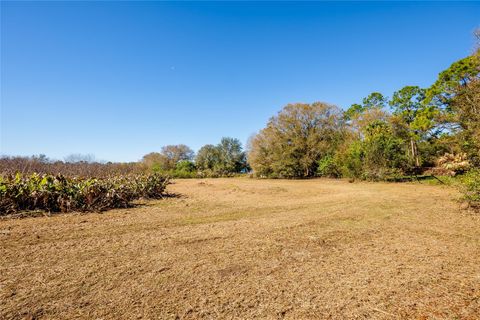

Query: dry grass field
[1,178,479,319]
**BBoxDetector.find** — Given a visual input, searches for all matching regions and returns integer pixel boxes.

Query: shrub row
[0,173,169,215]
[0,156,148,178]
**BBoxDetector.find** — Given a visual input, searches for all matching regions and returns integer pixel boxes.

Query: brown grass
[1,178,479,319]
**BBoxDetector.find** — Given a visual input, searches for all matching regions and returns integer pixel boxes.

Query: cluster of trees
[248,35,480,180]
[141,137,248,177]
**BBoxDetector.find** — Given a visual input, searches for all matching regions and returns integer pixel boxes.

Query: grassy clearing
[1,178,479,319]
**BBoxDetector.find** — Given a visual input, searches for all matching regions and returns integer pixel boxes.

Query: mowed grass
[1,178,479,319]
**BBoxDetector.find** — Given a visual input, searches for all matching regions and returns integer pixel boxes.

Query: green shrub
[171,170,197,179]
[338,141,365,179]
[0,173,169,215]
[316,155,341,178]
[461,169,480,210]
[175,160,196,173]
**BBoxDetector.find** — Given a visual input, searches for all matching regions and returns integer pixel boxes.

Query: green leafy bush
[338,141,365,179]
[316,155,341,178]
[0,173,169,215]
[461,169,480,210]
[173,160,197,178]
[175,160,196,173]
[152,160,197,179]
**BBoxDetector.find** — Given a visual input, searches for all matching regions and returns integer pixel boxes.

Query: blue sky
[1,1,479,162]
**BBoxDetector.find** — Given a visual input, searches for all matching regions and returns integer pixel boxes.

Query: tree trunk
[410,138,420,167]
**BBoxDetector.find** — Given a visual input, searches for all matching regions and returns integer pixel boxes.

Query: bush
[461,169,480,210]
[175,160,196,173]
[316,155,341,178]
[338,141,365,179]
[0,173,169,215]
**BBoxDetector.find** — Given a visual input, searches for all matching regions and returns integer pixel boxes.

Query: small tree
[216,137,247,174]
[195,144,220,171]
[344,92,388,121]
[361,120,407,179]
[160,145,194,170]
[426,48,480,164]
[195,138,247,175]
[142,144,194,171]
[142,152,167,170]
[345,92,390,139]
[389,86,437,167]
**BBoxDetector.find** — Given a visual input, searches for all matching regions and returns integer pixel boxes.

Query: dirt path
[1,178,479,319]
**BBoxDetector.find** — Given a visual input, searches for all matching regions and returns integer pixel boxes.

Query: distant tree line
[141,137,248,177]
[0,138,250,179]
[0,155,146,178]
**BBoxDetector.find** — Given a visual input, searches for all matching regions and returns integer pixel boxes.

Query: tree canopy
[248,102,344,178]
[196,137,247,175]
[142,144,194,171]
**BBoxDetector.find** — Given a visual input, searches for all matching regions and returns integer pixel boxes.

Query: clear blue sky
[1,1,479,162]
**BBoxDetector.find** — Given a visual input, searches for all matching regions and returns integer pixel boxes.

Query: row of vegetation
[0,173,169,215]
[0,138,249,214]
[0,155,146,177]
[0,138,249,179]
[142,137,249,178]
[249,59,479,180]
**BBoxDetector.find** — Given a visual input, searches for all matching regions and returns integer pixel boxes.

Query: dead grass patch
[1,178,479,319]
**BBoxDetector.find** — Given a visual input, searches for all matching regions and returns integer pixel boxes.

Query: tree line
[138,32,479,181]
[141,137,249,177]
[249,34,479,181]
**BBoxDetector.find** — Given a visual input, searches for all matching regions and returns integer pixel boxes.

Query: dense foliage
[248,103,344,178]
[461,169,480,209]
[142,144,195,172]
[245,36,480,208]
[0,173,169,215]
[248,45,479,183]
